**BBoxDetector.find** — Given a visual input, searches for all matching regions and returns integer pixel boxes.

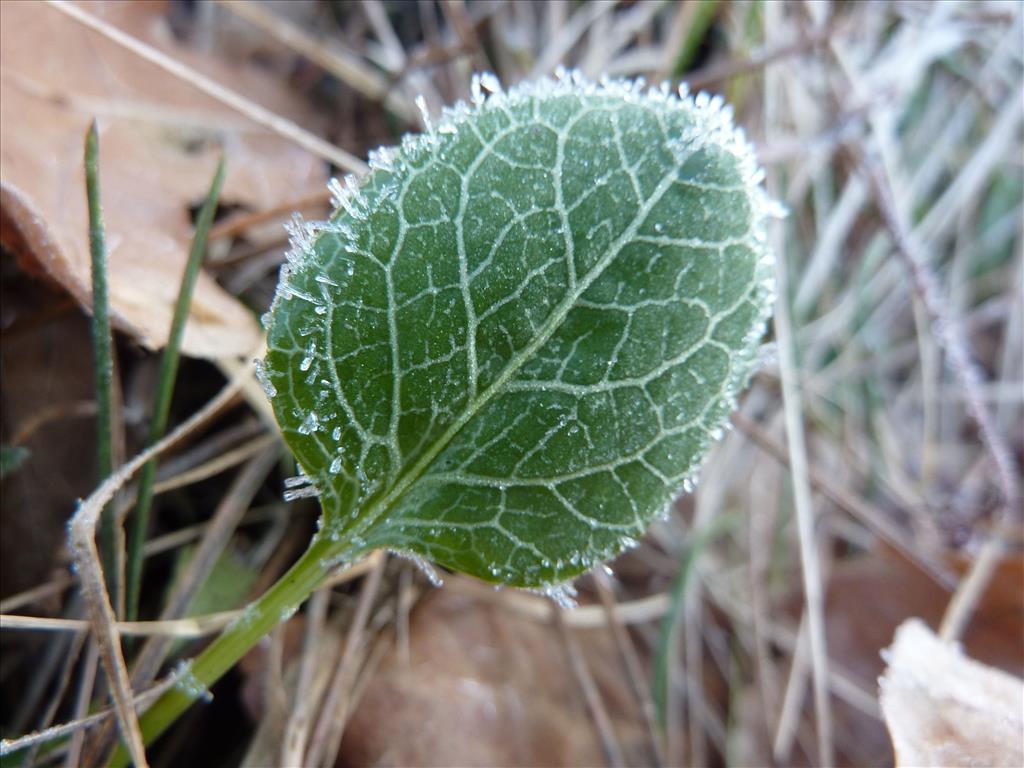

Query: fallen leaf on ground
[0,0,328,358]
[0,257,97,601]
[782,548,1023,765]
[880,618,1024,768]
[337,589,650,768]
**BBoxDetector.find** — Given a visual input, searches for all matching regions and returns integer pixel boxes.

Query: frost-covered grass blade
[262,71,775,589]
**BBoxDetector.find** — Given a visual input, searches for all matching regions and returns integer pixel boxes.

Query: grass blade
[125,156,227,622]
[85,119,119,605]
[652,514,735,729]
[671,0,719,76]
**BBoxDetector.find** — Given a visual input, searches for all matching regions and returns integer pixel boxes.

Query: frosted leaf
[253,359,277,398]
[283,473,319,501]
[300,341,316,372]
[296,411,319,435]
[528,582,579,610]
[283,485,319,502]
[415,95,432,132]
[263,72,774,588]
[390,549,445,587]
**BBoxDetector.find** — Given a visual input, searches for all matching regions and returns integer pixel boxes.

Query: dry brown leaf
[780,548,1024,765]
[0,261,97,601]
[0,1,328,358]
[337,589,649,768]
[880,618,1024,768]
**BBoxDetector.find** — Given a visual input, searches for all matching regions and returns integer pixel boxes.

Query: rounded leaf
[262,73,774,588]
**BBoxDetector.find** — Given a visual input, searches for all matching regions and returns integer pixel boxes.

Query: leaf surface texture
[263,74,773,587]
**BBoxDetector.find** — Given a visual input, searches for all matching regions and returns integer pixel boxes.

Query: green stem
[109,533,348,767]
[125,157,226,622]
[85,119,119,605]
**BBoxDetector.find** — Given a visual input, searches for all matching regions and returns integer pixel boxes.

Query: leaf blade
[264,74,773,587]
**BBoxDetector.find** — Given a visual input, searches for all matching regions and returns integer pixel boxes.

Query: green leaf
[0,445,30,478]
[166,547,258,655]
[170,548,259,621]
[261,72,774,589]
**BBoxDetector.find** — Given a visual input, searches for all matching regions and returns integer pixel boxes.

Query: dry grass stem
[150,433,277,495]
[0,575,76,615]
[531,1,615,79]
[0,610,242,638]
[130,446,281,689]
[772,612,812,763]
[61,372,246,768]
[45,0,368,174]
[64,640,101,768]
[306,554,387,768]
[208,189,332,243]
[856,149,1022,641]
[593,568,665,767]
[0,672,180,757]
[553,602,626,768]
[447,576,672,627]
[732,412,954,587]
[321,550,388,589]
[281,587,330,766]
[69,500,148,766]
[686,19,843,92]
[22,630,88,767]
[764,5,833,763]
[215,1,420,126]
[11,400,97,446]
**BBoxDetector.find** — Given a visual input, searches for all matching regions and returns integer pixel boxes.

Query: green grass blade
[0,445,30,478]
[652,513,736,728]
[672,0,720,77]
[125,156,227,622]
[85,119,119,605]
